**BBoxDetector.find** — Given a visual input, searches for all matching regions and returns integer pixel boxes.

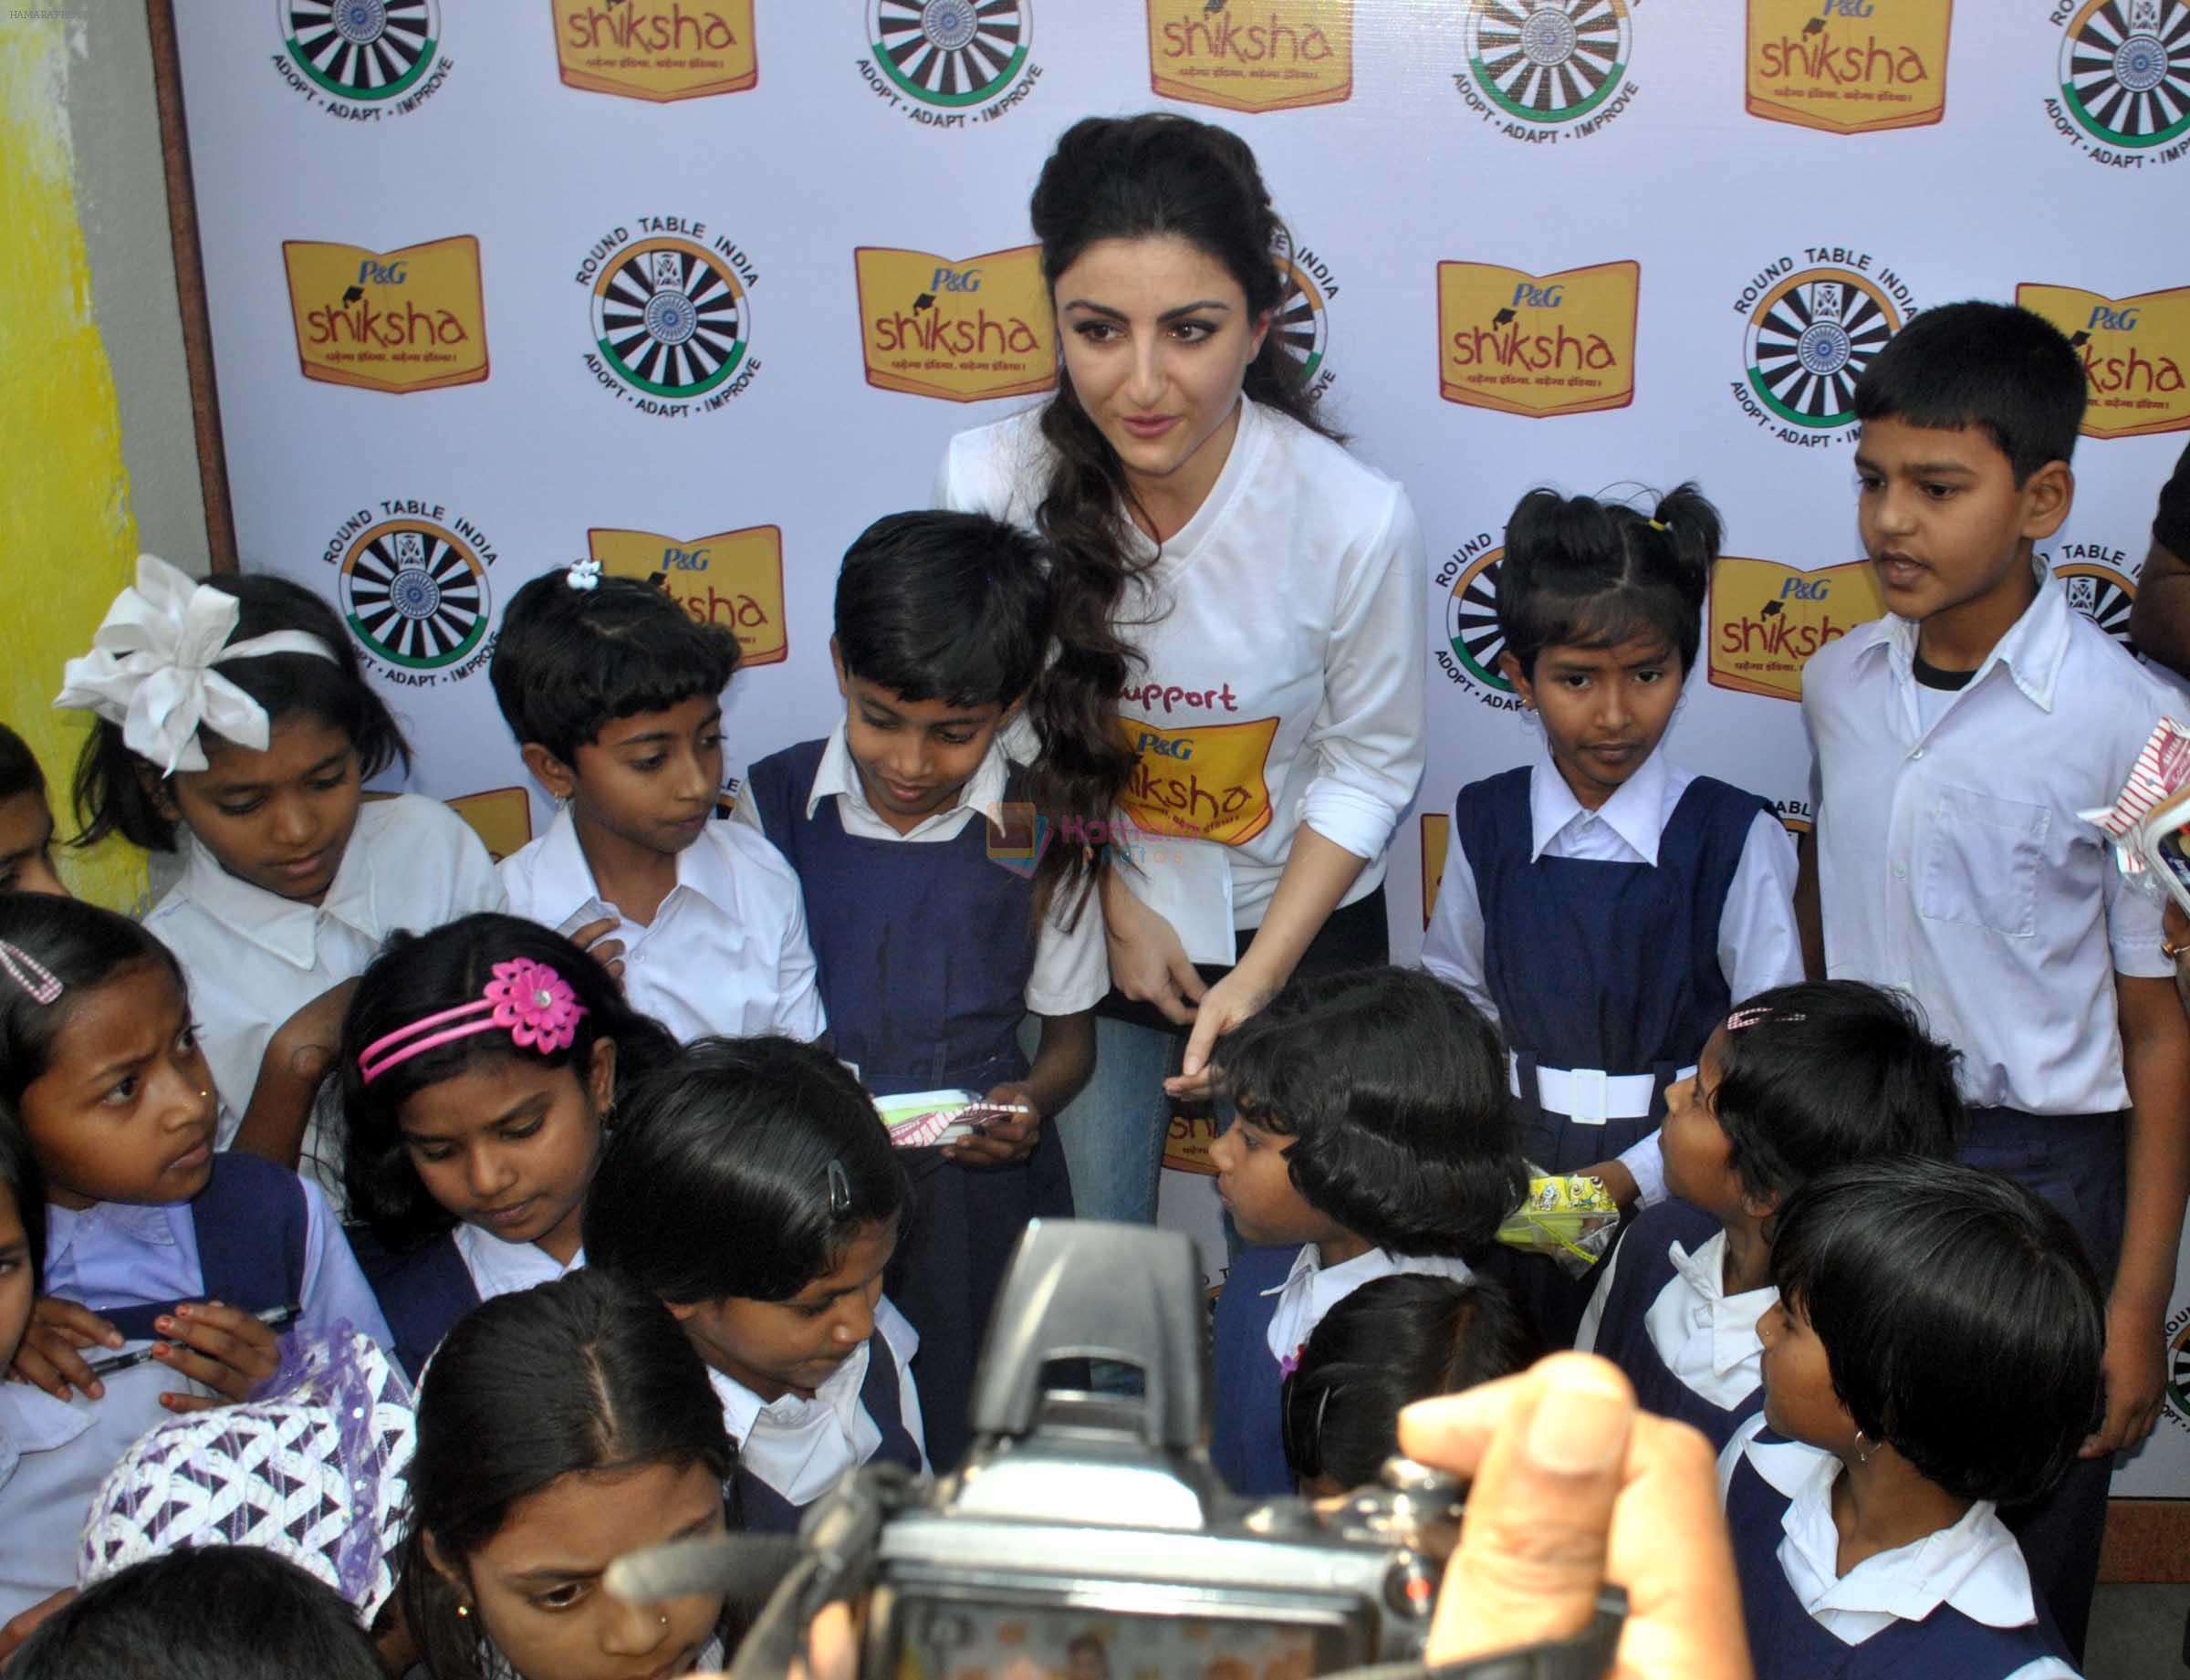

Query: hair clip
[566,559,601,592]
[357,958,586,1085]
[1647,518,1668,533]
[826,1158,852,1216]
[0,939,63,1006]
[1725,1005,1804,1033]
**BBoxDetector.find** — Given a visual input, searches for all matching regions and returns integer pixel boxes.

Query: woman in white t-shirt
[936,113,1426,1229]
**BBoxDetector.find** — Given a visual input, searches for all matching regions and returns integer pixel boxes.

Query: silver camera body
[862,1221,1458,1678]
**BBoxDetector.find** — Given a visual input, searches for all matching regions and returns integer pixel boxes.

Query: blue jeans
[1041,1014,1181,1229]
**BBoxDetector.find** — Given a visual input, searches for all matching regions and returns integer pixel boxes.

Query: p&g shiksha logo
[2049,0,2190,165]
[1455,0,1637,141]
[274,0,452,116]
[326,499,495,685]
[578,220,761,415]
[859,1,1042,128]
[1730,251,1918,446]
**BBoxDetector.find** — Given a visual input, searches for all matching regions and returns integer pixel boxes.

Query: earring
[456,1603,470,1620]
[1852,1430,1873,1466]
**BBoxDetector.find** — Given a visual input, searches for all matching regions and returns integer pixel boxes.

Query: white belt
[1508,1052,1694,1125]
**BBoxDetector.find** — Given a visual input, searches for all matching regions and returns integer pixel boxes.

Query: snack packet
[872,1090,1028,1150]
[1496,1170,1622,1277]
[2083,716,2190,915]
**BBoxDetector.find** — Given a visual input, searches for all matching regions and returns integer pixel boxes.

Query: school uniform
[706,1297,927,1534]
[1210,1243,1476,1498]
[1717,1416,2078,1679]
[498,806,826,1046]
[350,1222,581,1381]
[1804,563,2173,1655]
[1577,1198,1770,1450]
[740,730,1102,1470]
[1423,746,1801,1195]
[144,793,502,1203]
[4,1154,395,1617]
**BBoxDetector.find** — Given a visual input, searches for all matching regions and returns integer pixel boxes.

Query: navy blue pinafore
[1452,766,1766,1174]
[345,1226,478,1382]
[732,1327,925,1534]
[1208,1242,1304,1498]
[99,1154,309,1342]
[1726,1435,2071,1678]
[1589,1199,1764,1451]
[747,741,1074,1471]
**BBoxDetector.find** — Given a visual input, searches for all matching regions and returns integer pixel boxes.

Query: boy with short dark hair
[1798,299,2190,1659]
[736,510,1100,1469]
[492,566,824,1045]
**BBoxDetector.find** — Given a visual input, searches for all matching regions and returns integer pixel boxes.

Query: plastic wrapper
[1496,1169,1622,1277]
[2083,716,2190,914]
[872,1089,1027,1149]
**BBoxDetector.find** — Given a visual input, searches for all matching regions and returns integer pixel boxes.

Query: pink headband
[357,958,587,1086]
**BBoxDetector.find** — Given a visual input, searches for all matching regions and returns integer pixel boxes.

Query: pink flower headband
[357,958,587,1086]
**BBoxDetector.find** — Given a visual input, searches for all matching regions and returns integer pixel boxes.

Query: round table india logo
[1463,0,1631,125]
[591,239,750,400]
[279,0,441,101]
[1744,269,1902,431]
[1271,228,1330,386]
[2059,0,2190,151]
[2058,561,2137,650]
[2168,1312,2190,1424]
[1446,548,1514,694]
[869,0,1030,106]
[339,519,489,670]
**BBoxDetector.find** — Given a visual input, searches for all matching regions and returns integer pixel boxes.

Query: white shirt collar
[0,1381,97,1490]
[1743,1426,2039,1644]
[173,820,382,968]
[1263,1245,1476,1369]
[1866,560,2073,716]
[46,1198,180,1268]
[528,804,746,925]
[453,1223,582,1302]
[707,1341,883,1509]
[804,723,1014,839]
[1528,745,1673,864]
[1643,1229,1777,1391]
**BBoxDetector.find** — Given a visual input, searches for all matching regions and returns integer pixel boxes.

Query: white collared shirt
[453,1223,582,1302]
[498,807,826,1046]
[1577,1227,1774,1409]
[1421,746,1802,1204]
[705,1298,926,1508]
[0,1365,172,1621]
[939,397,1426,960]
[144,793,502,1195]
[1263,1245,1476,1370]
[1805,569,2174,1114]
[732,725,1107,1017]
[1717,1414,2076,1676]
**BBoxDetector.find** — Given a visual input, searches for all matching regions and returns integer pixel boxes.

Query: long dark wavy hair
[1027,112,1340,914]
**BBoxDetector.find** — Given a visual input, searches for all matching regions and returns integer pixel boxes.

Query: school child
[336,912,679,1379]
[1723,1160,2100,1679]
[396,1268,736,1680]
[7,1547,387,1680]
[1420,485,1802,1211]
[736,510,1102,1468]
[1278,1271,1535,1498]
[583,1035,925,1534]
[54,556,501,1195]
[0,725,67,897]
[1577,981,1964,1450]
[0,895,391,1621]
[1799,300,2188,1658]
[491,566,825,1046]
[1205,966,1527,1497]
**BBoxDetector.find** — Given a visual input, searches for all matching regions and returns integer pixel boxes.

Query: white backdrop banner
[170,1,2190,1492]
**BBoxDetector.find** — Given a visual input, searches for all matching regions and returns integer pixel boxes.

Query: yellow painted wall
[0,16,150,910]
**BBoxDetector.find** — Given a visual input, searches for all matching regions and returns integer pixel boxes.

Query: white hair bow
[53,555,339,776]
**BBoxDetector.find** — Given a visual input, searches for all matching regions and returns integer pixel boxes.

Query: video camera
[610,1221,1623,1680]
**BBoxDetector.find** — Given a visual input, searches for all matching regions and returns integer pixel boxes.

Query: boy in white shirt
[490,565,824,1045]
[1799,299,2190,1661]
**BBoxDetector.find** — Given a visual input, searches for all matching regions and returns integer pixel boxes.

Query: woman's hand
[149,1300,285,1413]
[1165,966,1278,1102]
[1100,874,1204,1026]
[6,1296,123,1402]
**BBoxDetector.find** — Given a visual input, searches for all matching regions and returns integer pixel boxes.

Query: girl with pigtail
[935,112,1427,1236]
[1420,485,1805,1337]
